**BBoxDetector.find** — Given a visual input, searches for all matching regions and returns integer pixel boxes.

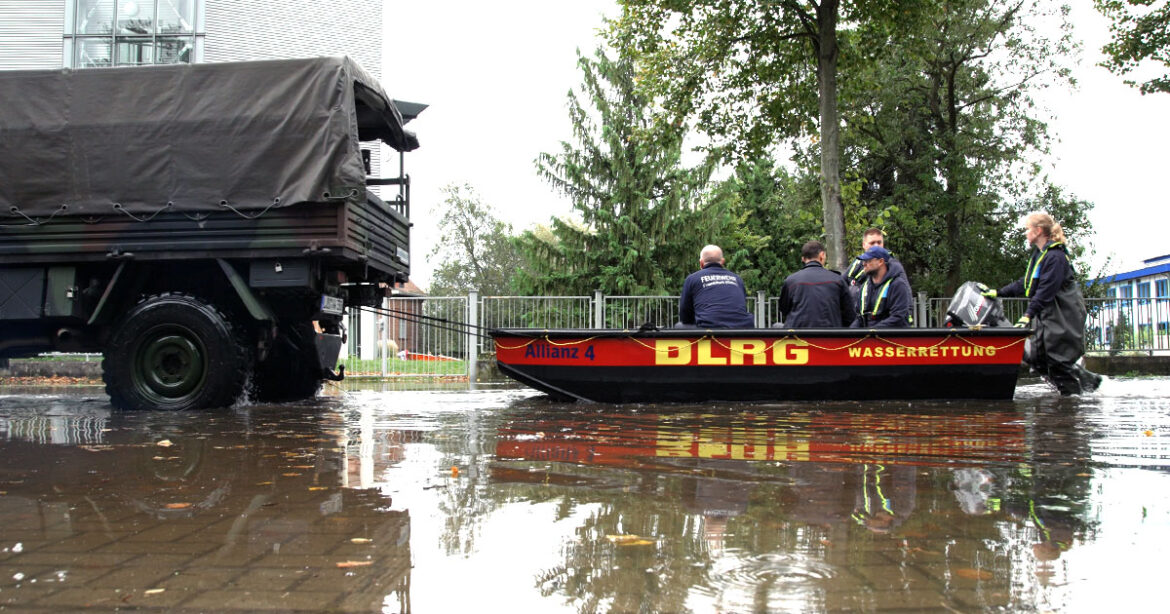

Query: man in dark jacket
[851,246,913,328]
[843,227,887,302]
[778,241,856,327]
[678,245,755,328]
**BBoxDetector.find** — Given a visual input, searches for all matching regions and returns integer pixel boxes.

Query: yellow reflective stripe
[1023,241,1063,298]
[861,278,894,317]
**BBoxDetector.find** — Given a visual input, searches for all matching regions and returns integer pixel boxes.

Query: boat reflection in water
[492,406,1093,612]
[0,401,411,612]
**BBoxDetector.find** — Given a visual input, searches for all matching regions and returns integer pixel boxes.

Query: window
[66,1,201,68]
[1121,285,1133,299]
[1158,279,1168,298]
[1138,282,1152,305]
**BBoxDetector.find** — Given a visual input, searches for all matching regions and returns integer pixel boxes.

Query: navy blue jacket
[778,261,857,327]
[998,240,1072,319]
[852,259,913,328]
[678,264,755,328]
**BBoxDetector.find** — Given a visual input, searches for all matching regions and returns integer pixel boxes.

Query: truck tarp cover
[0,56,417,220]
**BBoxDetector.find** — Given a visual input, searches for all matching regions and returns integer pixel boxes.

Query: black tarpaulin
[0,56,418,219]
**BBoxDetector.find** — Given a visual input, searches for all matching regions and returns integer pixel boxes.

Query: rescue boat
[490,327,1030,403]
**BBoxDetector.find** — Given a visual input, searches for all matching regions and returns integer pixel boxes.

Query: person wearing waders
[980,211,1103,395]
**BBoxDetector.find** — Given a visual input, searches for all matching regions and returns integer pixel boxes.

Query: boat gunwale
[489,327,1031,340]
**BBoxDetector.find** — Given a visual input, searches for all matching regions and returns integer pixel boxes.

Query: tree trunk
[816,0,846,270]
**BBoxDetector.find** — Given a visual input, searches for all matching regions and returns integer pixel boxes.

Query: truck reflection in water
[0,402,411,613]
[492,407,1094,612]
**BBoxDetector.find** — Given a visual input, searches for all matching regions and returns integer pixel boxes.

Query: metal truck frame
[0,57,422,410]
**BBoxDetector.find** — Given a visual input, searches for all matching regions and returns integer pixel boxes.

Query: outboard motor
[945,281,1011,327]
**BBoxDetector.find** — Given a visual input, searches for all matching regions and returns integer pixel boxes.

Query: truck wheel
[103,294,248,411]
[251,321,322,402]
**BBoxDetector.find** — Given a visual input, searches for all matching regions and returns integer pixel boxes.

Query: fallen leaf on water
[819,539,832,546]
[144,588,165,595]
[256,481,272,486]
[156,440,173,447]
[350,538,373,544]
[1144,430,1154,437]
[954,568,994,580]
[606,534,655,546]
[336,561,373,568]
[292,465,315,469]
[164,503,191,510]
[282,473,302,477]
[309,486,328,491]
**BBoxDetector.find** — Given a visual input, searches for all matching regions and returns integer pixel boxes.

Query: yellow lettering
[974,346,985,357]
[730,340,767,365]
[930,347,939,357]
[772,339,810,365]
[849,347,861,358]
[697,339,727,365]
[897,347,906,358]
[863,347,873,358]
[656,340,692,365]
[962,347,972,357]
[987,346,996,357]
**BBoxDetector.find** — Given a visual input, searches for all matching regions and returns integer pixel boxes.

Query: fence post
[467,291,479,383]
[917,291,927,328]
[756,291,766,327]
[380,296,388,377]
[594,290,604,329]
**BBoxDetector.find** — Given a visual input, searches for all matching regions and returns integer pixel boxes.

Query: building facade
[2,0,407,363]
[1092,255,1170,352]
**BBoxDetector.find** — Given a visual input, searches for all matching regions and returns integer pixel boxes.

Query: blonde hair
[1025,211,1066,244]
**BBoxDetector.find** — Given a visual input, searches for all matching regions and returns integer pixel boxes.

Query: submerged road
[1,377,1168,613]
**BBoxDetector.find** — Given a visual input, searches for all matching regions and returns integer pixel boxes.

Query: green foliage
[1096,0,1170,94]
[709,159,824,296]
[1111,309,1135,352]
[835,0,1081,295]
[514,41,715,295]
[611,0,852,267]
[428,184,522,296]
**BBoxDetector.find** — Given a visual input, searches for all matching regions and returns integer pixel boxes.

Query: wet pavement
[2,377,1169,613]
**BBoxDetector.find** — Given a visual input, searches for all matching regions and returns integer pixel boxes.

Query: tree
[836,0,1080,294]
[427,183,521,296]
[613,0,853,269]
[708,158,824,297]
[1096,0,1170,94]
[514,42,715,295]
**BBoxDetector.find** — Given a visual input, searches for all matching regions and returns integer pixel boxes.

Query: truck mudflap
[316,331,346,381]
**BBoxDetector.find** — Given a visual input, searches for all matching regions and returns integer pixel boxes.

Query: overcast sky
[383,1,1168,290]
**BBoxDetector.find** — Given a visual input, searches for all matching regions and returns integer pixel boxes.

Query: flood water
[2,377,1169,613]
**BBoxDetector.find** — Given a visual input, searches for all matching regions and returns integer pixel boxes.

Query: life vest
[1023,241,1065,298]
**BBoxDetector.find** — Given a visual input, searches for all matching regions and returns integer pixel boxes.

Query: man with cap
[778,240,857,327]
[851,245,913,328]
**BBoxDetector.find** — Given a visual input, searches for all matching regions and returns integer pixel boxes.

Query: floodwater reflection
[1,378,1169,612]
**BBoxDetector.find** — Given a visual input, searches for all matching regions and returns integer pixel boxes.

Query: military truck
[0,57,421,410]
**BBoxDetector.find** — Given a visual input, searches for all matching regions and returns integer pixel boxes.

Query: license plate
[320,295,344,315]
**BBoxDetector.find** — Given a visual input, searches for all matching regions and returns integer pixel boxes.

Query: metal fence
[23,292,1163,381]
[349,293,1170,378]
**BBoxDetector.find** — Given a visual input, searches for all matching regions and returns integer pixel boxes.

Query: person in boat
[677,244,755,328]
[778,240,857,327]
[981,211,1102,395]
[843,227,888,302]
[851,245,913,328]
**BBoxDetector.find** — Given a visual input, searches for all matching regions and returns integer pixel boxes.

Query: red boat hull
[492,328,1030,403]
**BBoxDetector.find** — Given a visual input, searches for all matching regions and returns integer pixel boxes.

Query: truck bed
[0,195,409,279]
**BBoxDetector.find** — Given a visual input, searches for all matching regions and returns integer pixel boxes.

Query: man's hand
[1014,315,1031,328]
[977,283,997,298]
